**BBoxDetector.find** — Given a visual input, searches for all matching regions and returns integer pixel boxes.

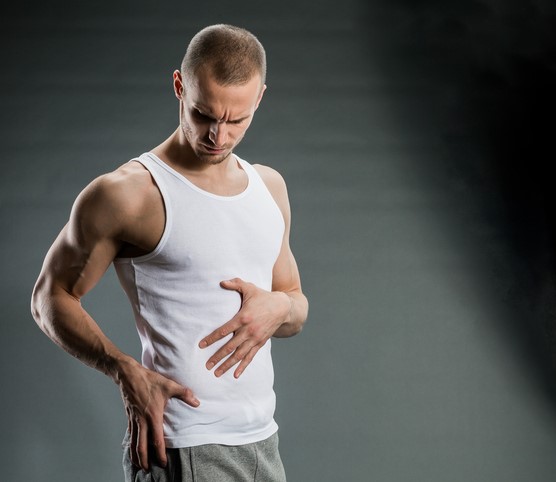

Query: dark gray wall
[3,1,556,481]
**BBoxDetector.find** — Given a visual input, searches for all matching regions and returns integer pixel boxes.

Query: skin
[31,63,308,472]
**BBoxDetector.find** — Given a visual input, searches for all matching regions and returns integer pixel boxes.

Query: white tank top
[114,152,285,448]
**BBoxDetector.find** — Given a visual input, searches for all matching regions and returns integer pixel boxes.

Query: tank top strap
[235,156,268,195]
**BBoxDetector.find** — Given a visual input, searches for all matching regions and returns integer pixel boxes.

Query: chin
[196,150,232,165]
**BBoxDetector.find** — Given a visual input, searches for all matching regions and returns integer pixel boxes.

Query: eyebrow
[193,105,250,124]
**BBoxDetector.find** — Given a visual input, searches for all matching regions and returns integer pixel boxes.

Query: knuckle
[239,314,253,325]
[246,325,259,337]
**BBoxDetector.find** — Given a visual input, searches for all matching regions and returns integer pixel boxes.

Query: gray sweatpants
[123,432,287,482]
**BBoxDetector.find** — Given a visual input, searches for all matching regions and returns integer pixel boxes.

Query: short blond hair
[181,24,266,87]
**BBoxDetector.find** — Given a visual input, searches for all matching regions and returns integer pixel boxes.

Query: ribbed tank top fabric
[113,152,285,448]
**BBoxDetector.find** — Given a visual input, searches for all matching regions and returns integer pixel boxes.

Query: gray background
[3,0,556,481]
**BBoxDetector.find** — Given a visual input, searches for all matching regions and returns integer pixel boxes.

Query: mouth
[200,143,228,155]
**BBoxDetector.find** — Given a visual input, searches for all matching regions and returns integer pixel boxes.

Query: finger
[130,415,140,468]
[214,341,254,377]
[199,318,240,348]
[233,345,261,379]
[137,419,149,472]
[219,277,247,292]
[170,384,201,408]
[205,334,246,370]
[150,413,167,468]
[126,408,132,434]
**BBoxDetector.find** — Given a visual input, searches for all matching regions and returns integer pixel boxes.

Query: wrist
[104,352,139,385]
[278,291,294,325]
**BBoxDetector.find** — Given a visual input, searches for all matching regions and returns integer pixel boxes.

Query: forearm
[32,281,199,471]
[273,290,308,338]
[31,283,133,382]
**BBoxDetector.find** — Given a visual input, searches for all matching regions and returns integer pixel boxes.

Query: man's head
[174,25,267,165]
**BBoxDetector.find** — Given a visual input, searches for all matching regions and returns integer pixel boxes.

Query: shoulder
[79,161,155,207]
[252,163,291,220]
[253,164,288,197]
[71,161,161,237]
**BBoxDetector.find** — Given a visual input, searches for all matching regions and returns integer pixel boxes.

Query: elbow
[30,279,46,332]
[30,275,57,335]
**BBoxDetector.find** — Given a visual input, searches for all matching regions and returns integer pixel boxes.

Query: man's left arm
[199,165,308,378]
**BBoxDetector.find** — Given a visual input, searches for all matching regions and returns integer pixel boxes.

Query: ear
[173,70,184,100]
[255,84,267,110]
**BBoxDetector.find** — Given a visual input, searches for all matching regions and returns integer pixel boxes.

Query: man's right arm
[30,169,199,471]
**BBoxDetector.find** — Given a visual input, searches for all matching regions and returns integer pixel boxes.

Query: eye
[192,109,211,121]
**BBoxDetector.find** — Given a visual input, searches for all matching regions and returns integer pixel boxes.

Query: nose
[209,121,227,147]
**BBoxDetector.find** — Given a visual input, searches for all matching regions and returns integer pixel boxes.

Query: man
[31,24,308,481]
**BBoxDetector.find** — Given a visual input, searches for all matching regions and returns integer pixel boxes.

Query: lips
[201,143,227,154]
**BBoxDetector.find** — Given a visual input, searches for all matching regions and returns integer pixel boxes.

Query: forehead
[185,67,263,114]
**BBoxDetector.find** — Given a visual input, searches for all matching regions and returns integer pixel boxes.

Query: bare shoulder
[79,161,154,210]
[253,164,288,198]
[253,164,291,222]
[72,161,162,242]
[253,163,285,184]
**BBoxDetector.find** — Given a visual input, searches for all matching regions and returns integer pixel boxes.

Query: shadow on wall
[361,0,556,391]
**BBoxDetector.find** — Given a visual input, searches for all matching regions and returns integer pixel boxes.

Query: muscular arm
[31,167,198,471]
[264,165,309,338]
[199,165,309,377]
[32,176,128,373]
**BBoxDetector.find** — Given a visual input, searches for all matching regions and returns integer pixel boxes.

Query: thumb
[220,277,246,292]
[168,382,200,408]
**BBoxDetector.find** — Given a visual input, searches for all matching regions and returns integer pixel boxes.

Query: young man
[31,24,308,481]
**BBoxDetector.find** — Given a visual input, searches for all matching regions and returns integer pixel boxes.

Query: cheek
[231,124,250,140]
[183,115,205,139]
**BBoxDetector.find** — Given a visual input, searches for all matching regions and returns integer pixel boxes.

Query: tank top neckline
[144,152,253,201]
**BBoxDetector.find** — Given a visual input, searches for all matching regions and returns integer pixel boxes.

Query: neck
[152,128,235,177]
[150,128,248,197]
[154,128,227,168]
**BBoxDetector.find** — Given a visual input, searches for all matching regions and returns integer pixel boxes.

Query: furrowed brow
[193,104,249,124]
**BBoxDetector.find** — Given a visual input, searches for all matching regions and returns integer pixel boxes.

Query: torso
[112,151,285,447]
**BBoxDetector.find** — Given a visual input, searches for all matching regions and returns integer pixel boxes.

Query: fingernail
[206,361,215,370]
[215,369,223,377]
[199,340,207,348]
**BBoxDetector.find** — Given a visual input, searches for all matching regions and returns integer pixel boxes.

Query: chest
[161,191,284,275]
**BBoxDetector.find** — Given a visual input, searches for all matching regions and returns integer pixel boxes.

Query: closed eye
[192,109,212,121]
[192,108,248,125]
[228,118,246,125]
